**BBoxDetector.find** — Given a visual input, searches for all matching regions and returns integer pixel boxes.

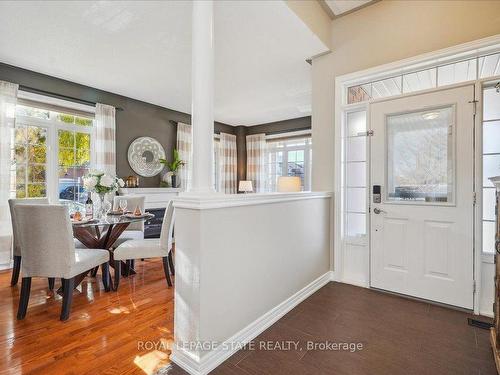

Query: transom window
[10,98,94,211]
[347,52,500,104]
[265,136,312,192]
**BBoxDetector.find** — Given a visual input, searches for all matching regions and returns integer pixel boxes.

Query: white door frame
[333,33,500,315]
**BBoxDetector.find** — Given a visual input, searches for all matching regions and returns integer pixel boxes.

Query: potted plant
[160,149,185,188]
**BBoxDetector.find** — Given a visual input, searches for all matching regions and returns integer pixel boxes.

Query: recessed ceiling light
[422,112,440,120]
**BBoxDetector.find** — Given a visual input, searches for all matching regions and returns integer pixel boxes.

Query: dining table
[62,213,155,292]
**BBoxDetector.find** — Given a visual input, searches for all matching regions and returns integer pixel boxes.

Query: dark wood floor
[0,258,174,375]
[1,261,496,375]
[162,282,497,375]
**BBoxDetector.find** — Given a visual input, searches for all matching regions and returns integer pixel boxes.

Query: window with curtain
[10,99,94,211]
[265,136,312,192]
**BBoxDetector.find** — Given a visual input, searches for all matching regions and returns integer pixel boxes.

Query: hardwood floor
[0,258,174,375]
[163,283,497,375]
[1,264,497,375]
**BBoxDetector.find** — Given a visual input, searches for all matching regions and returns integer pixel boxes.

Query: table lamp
[238,180,253,194]
[277,176,301,192]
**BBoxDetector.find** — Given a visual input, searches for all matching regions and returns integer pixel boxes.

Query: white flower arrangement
[82,170,124,194]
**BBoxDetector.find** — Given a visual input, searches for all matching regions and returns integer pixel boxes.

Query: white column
[190,0,215,193]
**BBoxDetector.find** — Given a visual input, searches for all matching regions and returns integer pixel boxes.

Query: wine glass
[119,198,127,214]
[103,200,112,217]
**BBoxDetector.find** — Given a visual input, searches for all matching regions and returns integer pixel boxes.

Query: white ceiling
[324,0,372,16]
[0,1,327,126]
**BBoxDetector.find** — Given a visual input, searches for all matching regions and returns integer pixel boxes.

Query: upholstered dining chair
[113,200,174,290]
[112,195,146,244]
[14,204,110,321]
[110,195,146,275]
[8,198,48,287]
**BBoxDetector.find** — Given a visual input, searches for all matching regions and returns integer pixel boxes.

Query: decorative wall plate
[127,137,165,177]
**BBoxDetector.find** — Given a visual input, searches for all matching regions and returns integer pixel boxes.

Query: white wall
[311,0,500,314]
[312,0,500,191]
[171,192,332,374]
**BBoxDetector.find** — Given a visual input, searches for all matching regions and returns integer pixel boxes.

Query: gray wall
[0,63,234,187]
[245,116,311,136]
[236,116,311,183]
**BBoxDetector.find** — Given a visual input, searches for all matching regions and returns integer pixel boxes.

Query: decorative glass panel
[483,220,496,253]
[387,106,454,203]
[437,59,477,86]
[403,68,437,93]
[347,187,366,213]
[484,87,500,121]
[346,111,366,137]
[371,77,402,99]
[347,84,371,104]
[483,188,496,221]
[483,154,500,187]
[346,213,366,238]
[479,53,500,79]
[483,121,500,154]
[346,136,366,162]
[346,162,366,187]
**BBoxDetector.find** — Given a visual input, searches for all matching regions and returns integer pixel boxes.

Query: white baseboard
[169,271,333,375]
[480,309,494,318]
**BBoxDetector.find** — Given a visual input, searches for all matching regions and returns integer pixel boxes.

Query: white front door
[370,85,475,309]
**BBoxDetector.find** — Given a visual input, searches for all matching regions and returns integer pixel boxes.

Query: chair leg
[60,278,74,321]
[17,277,31,320]
[101,263,110,292]
[11,255,21,286]
[114,260,121,291]
[162,257,172,287]
[168,250,175,276]
[90,267,99,277]
[48,278,55,290]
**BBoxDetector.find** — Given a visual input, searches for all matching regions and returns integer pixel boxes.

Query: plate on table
[71,218,97,225]
[124,213,150,219]
[108,210,125,216]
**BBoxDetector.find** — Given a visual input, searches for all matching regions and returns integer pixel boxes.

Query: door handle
[373,207,386,215]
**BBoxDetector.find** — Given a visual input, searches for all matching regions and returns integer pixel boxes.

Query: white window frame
[334,33,500,316]
[265,133,312,192]
[12,95,95,204]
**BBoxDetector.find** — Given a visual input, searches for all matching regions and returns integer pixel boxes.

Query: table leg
[56,271,89,296]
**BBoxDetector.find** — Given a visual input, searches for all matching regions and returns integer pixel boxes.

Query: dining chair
[113,200,174,290]
[8,198,49,287]
[9,198,86,289]
[14,204,110,321]
[112,195,146,242]
[111,195,146,275]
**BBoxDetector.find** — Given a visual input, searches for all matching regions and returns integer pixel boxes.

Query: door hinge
[468,99,478,115]
[473,192,477,205]
[473,280,476,294]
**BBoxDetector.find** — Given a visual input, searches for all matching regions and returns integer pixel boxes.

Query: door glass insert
[386,106,454,203]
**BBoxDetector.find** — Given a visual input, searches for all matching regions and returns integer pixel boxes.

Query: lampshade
[238,180,253,192]
[277,176,301,192]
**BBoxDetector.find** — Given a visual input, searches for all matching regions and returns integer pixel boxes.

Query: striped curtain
[219,132,237,194]
[246,133,266,192]
[0,81,17,267]
[176,122,192,191]
[93,103,116,175]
